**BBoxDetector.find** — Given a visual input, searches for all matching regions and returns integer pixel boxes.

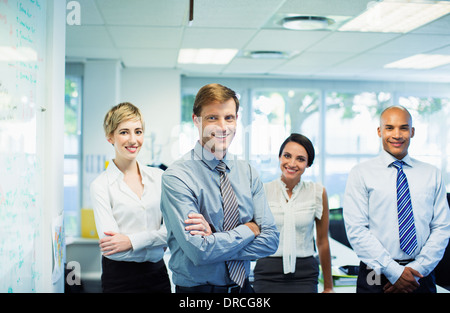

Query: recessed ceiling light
[281,16,335,30]
[177,49,238,64]
[339,0,450,33]
[246,51,288,59]
[384,54,450,69]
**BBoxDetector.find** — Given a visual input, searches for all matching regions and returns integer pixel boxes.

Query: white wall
[41,0,66,293]
[82,66,181,208]
[120,68,181,167]
[82,60,121,208]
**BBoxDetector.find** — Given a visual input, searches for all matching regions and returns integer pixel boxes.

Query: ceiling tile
[177,63,229,74]
[332,52,412,71]
[190,0,285,28]
[66,25,114,48]
[307,31,398,53]
[245,29,331,52]
[108,26,183,49]
[270,52,352,77]
[223,58,285,74]
[65,47,120,60]
[286,51,352,66]
[276,0,371,17]
[411,14,450,36]
[430,45,450,55]
[370,33,450,55]
[181,28,257,49]
[119,48,178,68]
[362,68,450,83]
[74,0,104,25]
[63,0,450,82]
[95,0,188,26]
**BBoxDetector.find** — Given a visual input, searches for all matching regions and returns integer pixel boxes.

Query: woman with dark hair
[253,133,334,293]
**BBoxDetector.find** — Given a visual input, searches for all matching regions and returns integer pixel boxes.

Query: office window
[179,91,197,156]
[250,89,321,183]
[64,76,82,237]
[399,95,450,189]
[181,78,450,209]
[324,91,392,207]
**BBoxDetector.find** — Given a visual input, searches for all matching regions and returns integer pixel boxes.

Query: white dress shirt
[264,178,323,273]
[90,160,167,263]
[343,150,450,284]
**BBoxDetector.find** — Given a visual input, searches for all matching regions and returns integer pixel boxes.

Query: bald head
[378,105,414,160]
[380,105,412,126]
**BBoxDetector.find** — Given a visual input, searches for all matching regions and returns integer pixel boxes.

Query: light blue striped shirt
[343,149,450,284]
[161,142,279,287]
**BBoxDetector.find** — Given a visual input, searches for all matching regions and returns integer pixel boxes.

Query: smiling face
[193,98,237,159]
[279,141,309,185]
[107,119,144,162]
[378,107,414,160]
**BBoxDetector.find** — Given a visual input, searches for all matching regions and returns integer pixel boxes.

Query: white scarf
[282,197,296,274]
[280,179,301,274]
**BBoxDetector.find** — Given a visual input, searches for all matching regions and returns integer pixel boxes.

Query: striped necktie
[216,160,246,287]
[392,160,418,256]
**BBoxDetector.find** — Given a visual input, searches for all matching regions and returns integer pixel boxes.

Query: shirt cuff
[128,233,147,251]
[383,259,405,284]
[406,260,426,277]
[234,224,256,244]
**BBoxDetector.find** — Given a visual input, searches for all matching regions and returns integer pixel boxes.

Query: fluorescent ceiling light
[339,0,450,33]
[384,54,450,69]
[178,49,238,64]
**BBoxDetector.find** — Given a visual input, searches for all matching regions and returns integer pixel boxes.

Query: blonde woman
[90,102,170,293]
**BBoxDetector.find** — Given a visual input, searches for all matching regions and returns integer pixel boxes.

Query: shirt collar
[278,177,304,200]
[380,149,413,168]
[105,159,149,184]
[193,141,234,171]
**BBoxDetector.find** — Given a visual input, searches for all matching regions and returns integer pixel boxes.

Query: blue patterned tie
[216,161,246,287]
[392,160,418,256]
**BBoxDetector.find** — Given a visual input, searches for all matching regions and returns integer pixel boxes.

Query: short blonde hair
[103,102,144,137]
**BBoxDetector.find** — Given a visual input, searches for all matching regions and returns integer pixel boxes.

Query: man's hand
[185,213,260,237]
[383,267,423,293]
[185,213,212,236]
[245,221,260,237]
[99,231,132,256]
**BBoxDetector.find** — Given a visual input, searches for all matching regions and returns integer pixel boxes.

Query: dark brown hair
[279,133,315,167]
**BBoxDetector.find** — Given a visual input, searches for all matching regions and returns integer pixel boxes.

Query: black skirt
[253,256,319,293]
[101,256,171,293]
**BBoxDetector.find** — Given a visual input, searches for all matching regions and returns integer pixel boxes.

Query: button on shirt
[160,142,279,287]
[343,150,450,284]
[90,160,167,263]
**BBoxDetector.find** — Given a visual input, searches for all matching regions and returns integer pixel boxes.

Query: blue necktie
[216,161,246,287]
[392,160,418,256]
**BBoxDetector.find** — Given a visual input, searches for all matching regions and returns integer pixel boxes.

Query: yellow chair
[81,208,99,239]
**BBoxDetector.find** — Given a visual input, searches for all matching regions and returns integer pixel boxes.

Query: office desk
[319,238,449,293]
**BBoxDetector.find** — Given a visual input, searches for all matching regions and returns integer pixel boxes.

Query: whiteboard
[0,0,47,292]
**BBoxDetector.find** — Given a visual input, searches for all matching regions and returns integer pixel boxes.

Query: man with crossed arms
[160,83,279,293]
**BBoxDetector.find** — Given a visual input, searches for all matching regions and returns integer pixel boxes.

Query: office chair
[434,193,450,290]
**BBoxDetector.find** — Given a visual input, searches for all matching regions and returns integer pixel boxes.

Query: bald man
[343,105,450,293]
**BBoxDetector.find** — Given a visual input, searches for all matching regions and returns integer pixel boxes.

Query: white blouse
[90,160,167,263]
[264,178,323,273]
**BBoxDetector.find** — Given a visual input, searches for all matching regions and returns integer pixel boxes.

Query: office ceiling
[65,0,450,82]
